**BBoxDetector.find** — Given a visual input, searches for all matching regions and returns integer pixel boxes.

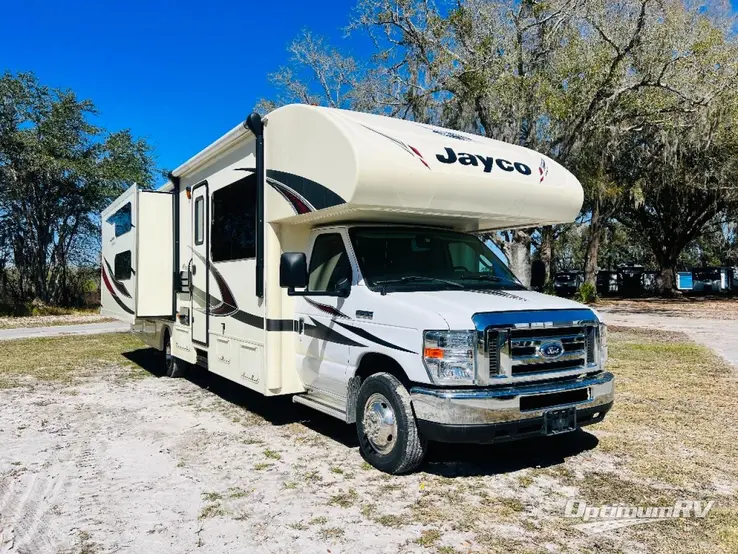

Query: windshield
[349,227,524,292]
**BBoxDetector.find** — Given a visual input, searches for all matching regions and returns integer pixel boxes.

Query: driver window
[308,234,352,292]
[448,242,494,273]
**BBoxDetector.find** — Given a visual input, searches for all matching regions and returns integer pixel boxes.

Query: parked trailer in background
[691,267,734,294]
[101,105,613,474]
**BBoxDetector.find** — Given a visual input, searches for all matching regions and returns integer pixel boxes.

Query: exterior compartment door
[191,182,209,345]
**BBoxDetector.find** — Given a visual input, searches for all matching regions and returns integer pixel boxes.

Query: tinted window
[194,197,204,245]
[211,176,256,262]
[308,234,351,292]
[108,202,132,237]
[349,227,522,291]
[115,251,132,280]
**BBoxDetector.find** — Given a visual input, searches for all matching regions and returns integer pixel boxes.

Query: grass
[301,470,323,483]
[2,325,737,553]
[356,328,738,553]
[373,514,405,528]
[317,527,345,540]
[228,487,251,499]
[328,488,358,508]
[263,448,281,460]
[414,528,441,547]
[0,309,113,329]
[199,503,226,519]
[0,333,148,388]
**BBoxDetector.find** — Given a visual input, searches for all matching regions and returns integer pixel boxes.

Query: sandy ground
[0,321,130,342]
[596,297,738,320]
[597,301,738,369]
[2,307,738,554]
[2,363,569,554]
[0,314,115,330]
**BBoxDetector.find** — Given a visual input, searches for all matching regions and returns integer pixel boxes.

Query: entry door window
[194,197,204,245]
[308,234,352,293]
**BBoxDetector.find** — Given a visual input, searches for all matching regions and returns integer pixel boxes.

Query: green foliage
[0,71,156,306]
[574,283,598,304]
[265,0,738,294]
[543,279,556,296]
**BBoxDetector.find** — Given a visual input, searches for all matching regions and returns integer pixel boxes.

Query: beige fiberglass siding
[135,191,173,317]
[263,105,583,231]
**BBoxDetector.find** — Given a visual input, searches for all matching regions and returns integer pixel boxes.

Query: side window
[108,202,132,237]
[114,250,132,281]
[211,175,256,262]
[448,241,495,273]
[194,197,204,245]
[308,234,352,292]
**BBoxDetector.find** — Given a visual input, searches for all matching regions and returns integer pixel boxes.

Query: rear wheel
[356,373,427,474]
[163,330,188,378]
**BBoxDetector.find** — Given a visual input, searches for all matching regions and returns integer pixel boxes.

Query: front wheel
[356,373,427,474]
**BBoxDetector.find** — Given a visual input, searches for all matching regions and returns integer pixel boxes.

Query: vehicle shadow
[123,347,599,474]
[422,430,599,477]
[122,347,359,448]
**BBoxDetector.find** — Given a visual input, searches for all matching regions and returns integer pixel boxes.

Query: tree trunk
[504,230,532,287]
[583,200,603,288]
[540,226,555,286]
[658,265,676,297]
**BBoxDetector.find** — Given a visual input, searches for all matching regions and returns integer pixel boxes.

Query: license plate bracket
[543,407,577,435]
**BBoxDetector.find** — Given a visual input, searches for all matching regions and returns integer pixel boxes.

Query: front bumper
[410,371,614,444]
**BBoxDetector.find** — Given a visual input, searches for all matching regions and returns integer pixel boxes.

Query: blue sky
[3,0,738,184]
[1,0,363,182]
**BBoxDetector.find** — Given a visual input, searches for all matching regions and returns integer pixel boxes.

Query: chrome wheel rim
[362,393,397,455]
[165,338,173,371]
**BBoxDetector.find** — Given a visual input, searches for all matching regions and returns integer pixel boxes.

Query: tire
[163,329,188,378]
[356,373,427,474]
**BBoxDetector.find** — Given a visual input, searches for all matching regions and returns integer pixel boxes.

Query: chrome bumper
[410,372,614,425]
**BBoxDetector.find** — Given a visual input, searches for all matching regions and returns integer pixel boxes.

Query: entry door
[191,182,209,345]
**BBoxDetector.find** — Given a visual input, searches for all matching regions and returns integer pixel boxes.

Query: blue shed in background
[677,272,693,291]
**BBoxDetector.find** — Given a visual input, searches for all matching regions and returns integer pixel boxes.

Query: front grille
[586,327,597,364]
[512,358,586,375]
[486,324,597,380]
[487,330,500,374]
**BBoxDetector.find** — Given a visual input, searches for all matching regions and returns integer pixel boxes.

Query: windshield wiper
[375,276,465,295]
[458,273,525,288]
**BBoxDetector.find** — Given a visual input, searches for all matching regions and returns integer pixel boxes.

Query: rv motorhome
[101,105,613,474]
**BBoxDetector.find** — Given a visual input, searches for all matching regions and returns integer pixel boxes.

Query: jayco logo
[436,147,532,176]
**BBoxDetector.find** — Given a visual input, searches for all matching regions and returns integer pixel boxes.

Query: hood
[385,289,594,329]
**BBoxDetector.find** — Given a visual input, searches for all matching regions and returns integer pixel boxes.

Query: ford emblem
[540,341,564,359]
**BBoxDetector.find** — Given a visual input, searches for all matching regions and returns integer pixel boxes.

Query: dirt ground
[0,314,114,330]
[1,330,737,554]
[596,296,738,320]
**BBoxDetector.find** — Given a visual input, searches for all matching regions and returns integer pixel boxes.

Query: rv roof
[162,105,584,231]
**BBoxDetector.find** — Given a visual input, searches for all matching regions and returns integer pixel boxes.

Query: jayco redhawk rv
[101,105,613,474]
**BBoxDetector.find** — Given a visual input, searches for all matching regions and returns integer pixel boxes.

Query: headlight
[599,323,608,364]
[423,330,476,385]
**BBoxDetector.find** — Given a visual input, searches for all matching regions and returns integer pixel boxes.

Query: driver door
[295,231,357,397]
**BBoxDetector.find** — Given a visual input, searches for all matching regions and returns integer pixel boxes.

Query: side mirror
[280,252,308,290]
[335,277,351,298]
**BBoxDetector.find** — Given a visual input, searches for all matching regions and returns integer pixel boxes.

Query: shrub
[574,282,598,304]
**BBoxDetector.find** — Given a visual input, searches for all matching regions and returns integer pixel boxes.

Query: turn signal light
[424,347,444,359]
